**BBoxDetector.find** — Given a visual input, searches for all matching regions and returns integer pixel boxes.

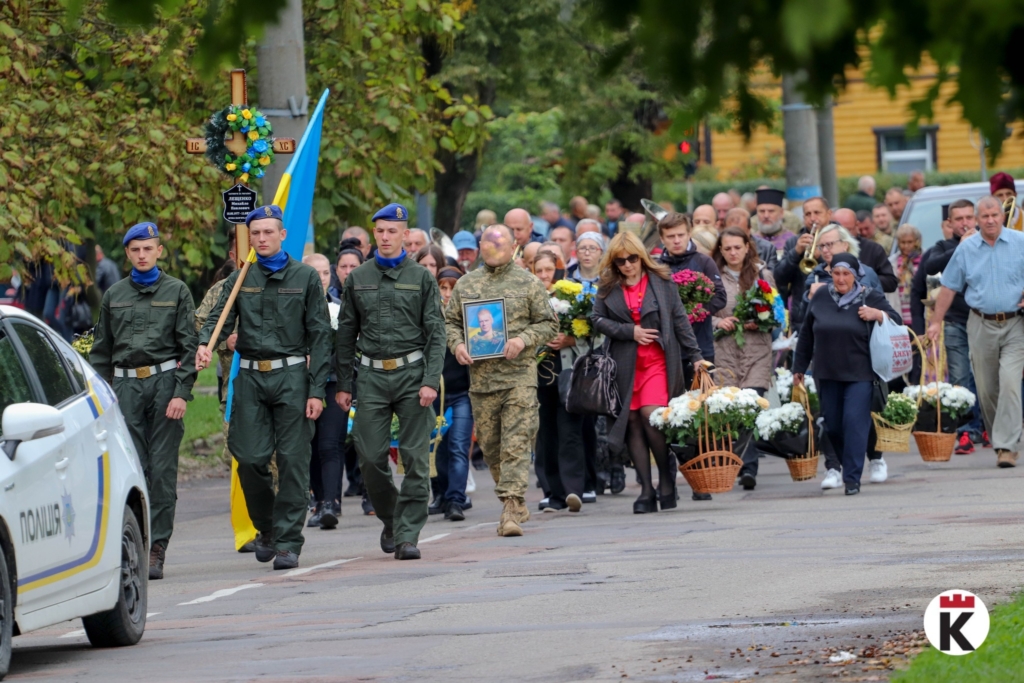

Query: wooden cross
[185,69,297,267]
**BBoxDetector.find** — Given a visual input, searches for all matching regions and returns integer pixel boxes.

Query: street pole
[816,95,839,208]
[782,72,822,210]
[256,0,309,205]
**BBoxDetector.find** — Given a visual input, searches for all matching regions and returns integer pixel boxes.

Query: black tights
[626,407,674,498]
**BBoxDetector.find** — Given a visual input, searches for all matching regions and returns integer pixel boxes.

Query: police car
[0,305,149,678]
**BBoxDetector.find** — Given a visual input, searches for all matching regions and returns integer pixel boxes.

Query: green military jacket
[197,256,332,400]
[90,271,198,401]
[194,277,236,408]
[335,256,446,394]
[445,260,558,393]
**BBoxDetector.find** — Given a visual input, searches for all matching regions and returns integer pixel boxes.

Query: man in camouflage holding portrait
[445,221,558,536]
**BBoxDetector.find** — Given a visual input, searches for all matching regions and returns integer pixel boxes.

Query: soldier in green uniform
[196,205,331,571]
[89,222,198,580]
[335,203,447,560]
[445,224,558,536]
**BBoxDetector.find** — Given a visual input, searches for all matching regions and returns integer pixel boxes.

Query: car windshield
[901,198,948,249]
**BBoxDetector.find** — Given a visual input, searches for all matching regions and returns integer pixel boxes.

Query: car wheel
[0,542,13,680]
[82,505,147,647]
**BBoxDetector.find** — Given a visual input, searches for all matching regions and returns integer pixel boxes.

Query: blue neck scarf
[257,250,289,273]
[131,267,160,287]
[375,249,406,269]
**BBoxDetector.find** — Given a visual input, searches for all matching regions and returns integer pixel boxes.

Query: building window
[873,126,938,173]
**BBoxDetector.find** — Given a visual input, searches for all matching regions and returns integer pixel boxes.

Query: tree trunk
[433,149,480,234]
[608,145,652,213]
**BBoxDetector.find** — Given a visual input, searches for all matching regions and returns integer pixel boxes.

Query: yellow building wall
[708,67,1024,179]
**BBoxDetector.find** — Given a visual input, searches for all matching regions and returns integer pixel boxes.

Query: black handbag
[565,340,621,418]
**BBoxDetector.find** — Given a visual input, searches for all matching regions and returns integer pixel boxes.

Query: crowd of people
[24,167,1024,572]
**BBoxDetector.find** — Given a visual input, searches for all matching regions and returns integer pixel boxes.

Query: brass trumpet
[1003,196,1017,228]
[798,222,822,275]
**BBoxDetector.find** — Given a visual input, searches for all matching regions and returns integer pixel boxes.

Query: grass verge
[892,592,1024,682]
[179,392,230,481]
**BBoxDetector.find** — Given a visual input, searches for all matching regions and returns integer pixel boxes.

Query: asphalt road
[9,446,1024,682]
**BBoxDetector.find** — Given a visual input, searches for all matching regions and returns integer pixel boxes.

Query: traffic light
[678,127,699,178]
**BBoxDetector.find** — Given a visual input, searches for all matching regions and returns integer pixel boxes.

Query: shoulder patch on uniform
[240,286,262,293]
[354,285,378,291]
[151,300,177,307]
[110,301,133,308]
[278,288,303,294]
[394,283,421,291]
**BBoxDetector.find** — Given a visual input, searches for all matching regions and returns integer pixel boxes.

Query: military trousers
[469,386,538,502]
[352,360,433,546]
[113,369,184,548]
[228,362,314,554]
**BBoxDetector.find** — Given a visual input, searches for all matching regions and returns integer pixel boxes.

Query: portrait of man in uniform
[465,299,507,359]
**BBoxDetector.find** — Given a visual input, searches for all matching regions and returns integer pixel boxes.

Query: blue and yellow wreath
[203,104,276,182]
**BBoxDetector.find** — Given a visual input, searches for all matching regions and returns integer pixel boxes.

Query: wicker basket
[914,431,956,462]
[871,413,914,452]
[680,450,744,493]
[785,453,820,482]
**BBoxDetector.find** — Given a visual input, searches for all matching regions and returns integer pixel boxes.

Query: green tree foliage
[597,0,1024,157]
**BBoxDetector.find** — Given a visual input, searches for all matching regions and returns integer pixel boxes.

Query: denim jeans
[431,390,472,507]
[945,321,983,439]
[817,379,873,487]
[311,381,348,503]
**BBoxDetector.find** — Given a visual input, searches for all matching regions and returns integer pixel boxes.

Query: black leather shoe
[633,493,658,514]
[254,533,275,563]
[740,473,757,491]
[380,527,396,554]
[845,484,860,496]
[307,501,324,528]
[320,501,340,529]
[462,498,473,510]
[445,502,465,521]
[394,542,421,560]
[428,497,446,515]
[273,550,299,570]
[238,540,256,553]
[610,467,626,494]
[692,492,712,501]
[658,492,677,510]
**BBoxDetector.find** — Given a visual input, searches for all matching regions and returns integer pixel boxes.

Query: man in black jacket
[657,212,727,361]
[923,199,985,451]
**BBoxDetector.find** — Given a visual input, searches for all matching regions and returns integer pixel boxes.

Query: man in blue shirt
[928,196,1024,468]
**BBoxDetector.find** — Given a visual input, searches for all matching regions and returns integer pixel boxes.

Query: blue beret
[371,203,409,222]
[123,222,159,246]
[245,204,284,227]
[452,231,478,250]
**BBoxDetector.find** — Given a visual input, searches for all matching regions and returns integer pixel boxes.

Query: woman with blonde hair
[592,232,707,513]
[690,227,719,257]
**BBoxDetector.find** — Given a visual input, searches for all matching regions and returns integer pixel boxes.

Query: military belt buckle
[135,366,152,379]
[996,313,1008,323]
[257,360,273,372]
[381,358,398,371]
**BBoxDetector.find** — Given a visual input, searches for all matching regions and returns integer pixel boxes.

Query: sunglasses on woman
[613,254,640,267]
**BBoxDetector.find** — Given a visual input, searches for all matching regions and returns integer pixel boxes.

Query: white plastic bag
[869,316,913,381]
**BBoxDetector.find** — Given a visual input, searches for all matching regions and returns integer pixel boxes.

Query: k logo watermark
[923,590,989,655]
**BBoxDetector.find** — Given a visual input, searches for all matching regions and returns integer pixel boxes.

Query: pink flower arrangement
[671,269,715,324]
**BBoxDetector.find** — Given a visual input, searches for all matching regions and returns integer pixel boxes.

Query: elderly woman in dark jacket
[592,232,707,514]
[793,253,902,496]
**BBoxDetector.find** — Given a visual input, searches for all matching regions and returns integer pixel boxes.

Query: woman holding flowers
[532,252,589,512]
[593,232,707,513]
[793,253,902,495]
[711,227,778,489]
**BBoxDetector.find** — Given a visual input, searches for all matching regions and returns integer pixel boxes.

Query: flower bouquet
[903,382,976,434]
[671,269,716,325]
[71,328,95,362]
[773,367,819,414]
[549,279,595,340]
[716,278,786,347]
[755,402,821,457]
[870,392,917,452]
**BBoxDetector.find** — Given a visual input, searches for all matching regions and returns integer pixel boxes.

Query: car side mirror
[1,403,64,461]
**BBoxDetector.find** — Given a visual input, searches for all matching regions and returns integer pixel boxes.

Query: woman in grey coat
[592,232,707,513]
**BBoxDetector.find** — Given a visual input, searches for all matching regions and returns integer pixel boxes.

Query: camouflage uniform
[445,260,558,514]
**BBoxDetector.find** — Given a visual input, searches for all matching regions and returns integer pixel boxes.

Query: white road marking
[178,583,263,605]
[419,533,450,544]
[59,630,85,639]
[467,522,494,530]
[147,612,161,617]
[282,557,361,578]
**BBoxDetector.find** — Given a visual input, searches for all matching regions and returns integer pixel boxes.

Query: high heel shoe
[658,489,677,510]
[633,493,658,514]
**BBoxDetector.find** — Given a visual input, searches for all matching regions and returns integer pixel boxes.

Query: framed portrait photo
[463,298,508,360]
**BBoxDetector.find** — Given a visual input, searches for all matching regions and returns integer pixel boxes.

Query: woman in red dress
[592,233,708,513]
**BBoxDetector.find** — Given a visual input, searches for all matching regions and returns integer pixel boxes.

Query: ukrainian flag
[225,88,330,550]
